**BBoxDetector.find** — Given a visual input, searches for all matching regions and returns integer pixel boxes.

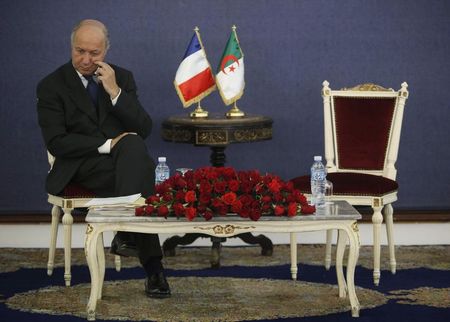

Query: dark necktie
[85,75,99,107]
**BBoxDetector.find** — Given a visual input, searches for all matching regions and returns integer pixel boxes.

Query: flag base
[226,103,245,118]
[190,105,208,118]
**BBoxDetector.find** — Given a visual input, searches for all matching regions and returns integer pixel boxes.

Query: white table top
[86,200,361,223]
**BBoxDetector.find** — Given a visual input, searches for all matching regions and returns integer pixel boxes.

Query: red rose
[185,207,197,221]
[268,179,282,193]
[249,170,261,182]
[301,204,316,215]
[261,195,272,203]
[197,204,207,213]
[199,193,212,205]
[203,210,213,221]
[175,190,186,202]
[231,199,243,213]
[172,202,185,216]
[175,177,187,189]
[239,207,250,218]
[212,198,224,208]
[273,193,283,202]
[145,205,155,215]
[157,205,169,217]
[239,194,253,206]
[162,192,173,202]
[240,181,253,194]
[185,190,197,203]
[217,205,228,216]
[222,192,237,205]
[200,180,212,194]
[294,191,307,204]
[135,207,145,216]
[261,203,271,213]
[146,195,160,205]
[228,179,240,192]
[287,202,298,217]
[214,181,227,194]
[274,205,285,216]
[249,208,262,221]
[222,167,236,179]
[206,170,219,180]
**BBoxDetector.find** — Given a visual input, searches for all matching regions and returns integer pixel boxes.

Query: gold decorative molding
[86,224,93,235]
[352,222,361,246]
[194,224,255,235]
[196,130,228,145]
[373,198,383,208]
[63,200,73,209]
[234,128,272,142]
[342,83,394,92]
[162,129,192,142]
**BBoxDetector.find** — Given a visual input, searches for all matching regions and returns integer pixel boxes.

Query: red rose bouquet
[135,166,315,221]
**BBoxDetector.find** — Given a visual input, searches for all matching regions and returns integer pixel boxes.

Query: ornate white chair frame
[46,152,121,286]
[321,81,409,285]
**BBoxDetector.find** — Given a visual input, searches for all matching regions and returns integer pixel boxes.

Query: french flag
[174,30,216,107]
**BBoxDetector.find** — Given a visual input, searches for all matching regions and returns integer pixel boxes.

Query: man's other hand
[111,132,137,149]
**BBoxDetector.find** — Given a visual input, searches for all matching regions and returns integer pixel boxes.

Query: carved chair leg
[62,208,74,287]
[290,233,298,280]
[324,229,333,270]
[47,205,61,276]
[384,204,397,274]
[371,204,383,286]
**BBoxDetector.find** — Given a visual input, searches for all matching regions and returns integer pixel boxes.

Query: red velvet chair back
[333,96,396,171]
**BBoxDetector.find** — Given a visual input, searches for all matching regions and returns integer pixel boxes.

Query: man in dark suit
[37,19,170,298]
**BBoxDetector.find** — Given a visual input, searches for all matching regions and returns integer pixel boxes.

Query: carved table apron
[84,201,361,320]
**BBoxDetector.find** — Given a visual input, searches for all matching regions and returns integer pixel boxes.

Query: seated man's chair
[46,152,121,286]
[291,81,409,285]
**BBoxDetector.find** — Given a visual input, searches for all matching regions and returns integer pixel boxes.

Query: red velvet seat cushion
[61,183,96,198]
[290,172,398,197]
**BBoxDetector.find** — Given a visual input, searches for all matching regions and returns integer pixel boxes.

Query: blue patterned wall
[1,0,449,211]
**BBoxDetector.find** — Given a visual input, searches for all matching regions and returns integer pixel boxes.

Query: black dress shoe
[145,272,171,298]
[110,234,139,258]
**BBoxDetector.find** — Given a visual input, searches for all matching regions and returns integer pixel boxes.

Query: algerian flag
[216,26,245,106]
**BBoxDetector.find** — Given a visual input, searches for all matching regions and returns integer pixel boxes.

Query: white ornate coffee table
[84,200,361,320]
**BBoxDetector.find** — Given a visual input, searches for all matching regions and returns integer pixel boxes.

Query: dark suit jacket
[37,61,152,195]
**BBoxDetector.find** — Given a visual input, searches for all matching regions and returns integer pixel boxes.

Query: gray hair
[71,19,110,50]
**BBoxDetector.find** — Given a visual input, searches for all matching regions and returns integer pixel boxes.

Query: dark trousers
[72,135,161,264]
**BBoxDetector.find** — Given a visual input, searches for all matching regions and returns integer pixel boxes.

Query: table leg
[336,230,348,298]
[85,225,101,321]
[345,224,361,317]
[96,233,105,300]
[162,233,205,256]
[235,233,273,256]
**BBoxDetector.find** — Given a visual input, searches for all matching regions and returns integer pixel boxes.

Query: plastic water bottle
[310,155,327,208]
[155,157,170,185]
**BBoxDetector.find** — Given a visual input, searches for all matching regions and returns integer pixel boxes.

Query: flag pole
[190,100,208,118]
[225,25,245,118]
[188,26,210,119]
[226,99,245,118]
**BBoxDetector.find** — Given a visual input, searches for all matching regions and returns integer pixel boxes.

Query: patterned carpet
[0,245,449,321]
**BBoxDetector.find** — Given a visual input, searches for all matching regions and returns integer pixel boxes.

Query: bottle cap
[158,157,166,162]
[314,156,322,161]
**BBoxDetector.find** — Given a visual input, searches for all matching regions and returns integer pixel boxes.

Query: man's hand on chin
[95,61,120,99]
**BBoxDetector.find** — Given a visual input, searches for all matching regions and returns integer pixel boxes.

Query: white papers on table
[85,193,145,211]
